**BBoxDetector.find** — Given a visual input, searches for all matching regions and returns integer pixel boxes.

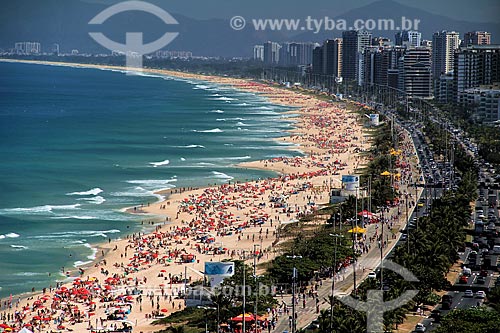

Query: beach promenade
[273,125,424,332]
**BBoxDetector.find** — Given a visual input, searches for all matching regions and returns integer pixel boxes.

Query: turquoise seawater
[0,62,301,298]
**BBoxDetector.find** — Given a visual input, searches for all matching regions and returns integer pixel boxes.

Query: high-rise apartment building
[463,31,491,46]
[253,45,264,61]
[342,30,372,82]
[454,45,500,100]
[432,31,460,78]
[399,47,433,97]
[14,42,41,54]
[263,41,281,65]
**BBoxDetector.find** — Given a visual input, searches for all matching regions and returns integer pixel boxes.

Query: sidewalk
[273,126,424,332]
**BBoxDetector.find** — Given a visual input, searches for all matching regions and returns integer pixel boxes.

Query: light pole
[243,262,246,333]
[253,244,260,333]
[329,234,344,332]
[286,255,302,333]
[197,305,216,333]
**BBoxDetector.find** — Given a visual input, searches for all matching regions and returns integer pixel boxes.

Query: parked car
[476,291,486,299]
[414,323,426,332]
[367,272,377,279]
[464,290,474,297]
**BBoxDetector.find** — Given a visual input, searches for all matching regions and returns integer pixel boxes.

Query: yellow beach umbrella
[348,226,367,233]
[380,171,391,176]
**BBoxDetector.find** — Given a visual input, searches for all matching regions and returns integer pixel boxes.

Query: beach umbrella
[160,308,168,313]
[348,226,367,234]
[230,313,254,322]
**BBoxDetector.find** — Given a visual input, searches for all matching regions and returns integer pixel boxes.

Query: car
[430,309,442,322]
[459,275,468,284]
[476,276,486,284]
[367,272,377,279]
[480,270,488,277]
[476,291,486,299]
[414,323,426,332]
[464,290,474,297]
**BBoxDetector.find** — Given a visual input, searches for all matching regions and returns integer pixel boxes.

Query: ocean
[0,62,301,298]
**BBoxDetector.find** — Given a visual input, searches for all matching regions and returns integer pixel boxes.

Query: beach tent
[19,328,34,333]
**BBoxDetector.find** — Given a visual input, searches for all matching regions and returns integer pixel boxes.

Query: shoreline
[0,59,372,333]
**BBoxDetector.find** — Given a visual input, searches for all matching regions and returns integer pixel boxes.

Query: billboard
[369,114,380,126]
[342,175,359,191]
[205,262,235,287]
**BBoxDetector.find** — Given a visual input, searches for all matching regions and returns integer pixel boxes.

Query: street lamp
[253,244,260,333]
[197,305,216,333]
[286,255,302,333]
[329,234,344,332]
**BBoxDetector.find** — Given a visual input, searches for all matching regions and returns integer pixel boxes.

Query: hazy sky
[84,0,499,23]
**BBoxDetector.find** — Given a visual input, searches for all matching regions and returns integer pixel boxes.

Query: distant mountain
[0,0,498,57]
[290,0,500,42]
[0,0,287,57]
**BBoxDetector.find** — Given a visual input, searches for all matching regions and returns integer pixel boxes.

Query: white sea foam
[210,110,224,113]
[5,232,20,238]
[77,196,106,205]
[51,215,97,220]
[14,272,45,276]
[175,144,205,149]
[110,186,165,202]
[216,119,226,121]
[180,157,186,161]
[149,159,170,167]
[126,179,177,187]
[0,204,81,215]
[236,122,250,126]
[33,229,121,240]
[84,243,98,260]
[213,97,237,101]
[236,103,249,106]
[193,128,223,133]
[209,171,234,181]
[10,245,27,250]
[74,260,92,267]
[67,188,103,196]
[194,84,212,90]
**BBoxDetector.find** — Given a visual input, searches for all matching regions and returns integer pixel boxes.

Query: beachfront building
[399,47,433,98]
[279,42,318,66]
[454,45,500,102]
[435,72,455,103]
[432,31,460,79]
[458,85,500,123]
[253,45,264,61]
[311,39,342,79]
[342,30,372,83]
[14,41,41,54]
[463,31,491,46]
[395,30,422,48]
[263,41,281,65]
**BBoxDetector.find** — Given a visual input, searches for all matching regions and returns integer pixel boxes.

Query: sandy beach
[0,59,372,333]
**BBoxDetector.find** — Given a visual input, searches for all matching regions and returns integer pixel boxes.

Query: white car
[476,291,486,299]
[367,272,377,279]
[464,290,474,297]
[414,323,426,332]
